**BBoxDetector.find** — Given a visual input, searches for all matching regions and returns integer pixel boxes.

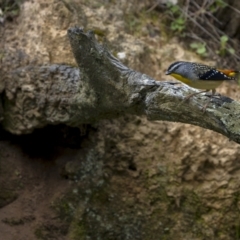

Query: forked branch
[2,27,240,144]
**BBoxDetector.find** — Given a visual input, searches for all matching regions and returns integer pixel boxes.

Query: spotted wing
[198,69,236,81]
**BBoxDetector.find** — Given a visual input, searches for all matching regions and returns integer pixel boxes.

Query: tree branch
[2,27,240,144]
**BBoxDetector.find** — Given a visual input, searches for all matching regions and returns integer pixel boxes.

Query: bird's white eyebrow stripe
[168,62,184,72]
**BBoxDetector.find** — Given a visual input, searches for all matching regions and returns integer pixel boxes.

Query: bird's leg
[201,89,216,112]
[178,90,209,108]
[181,89,218,112]
[184,90,209,101]
[179,90,209,108]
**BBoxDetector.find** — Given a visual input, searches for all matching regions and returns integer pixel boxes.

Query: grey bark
[2,27,240,144]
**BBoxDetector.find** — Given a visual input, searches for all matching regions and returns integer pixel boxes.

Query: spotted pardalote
[165,61,239,111]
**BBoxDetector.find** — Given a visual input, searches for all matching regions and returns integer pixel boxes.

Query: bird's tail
[217,69,240,82]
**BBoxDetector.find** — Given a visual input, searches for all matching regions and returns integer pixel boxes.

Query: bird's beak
[165,71,170,75]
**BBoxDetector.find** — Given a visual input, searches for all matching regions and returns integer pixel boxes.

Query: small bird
[165,61,239,111]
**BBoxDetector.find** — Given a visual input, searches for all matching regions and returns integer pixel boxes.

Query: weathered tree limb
[2,27,240,143]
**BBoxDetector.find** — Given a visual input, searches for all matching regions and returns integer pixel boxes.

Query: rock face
[1,0,240,240]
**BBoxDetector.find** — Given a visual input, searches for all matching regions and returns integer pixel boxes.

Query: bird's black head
[165,61,187,75]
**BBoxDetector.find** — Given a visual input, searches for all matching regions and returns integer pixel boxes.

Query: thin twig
[178,6,220,45]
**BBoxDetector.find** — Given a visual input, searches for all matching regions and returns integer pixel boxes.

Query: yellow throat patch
[170,73,191,85]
